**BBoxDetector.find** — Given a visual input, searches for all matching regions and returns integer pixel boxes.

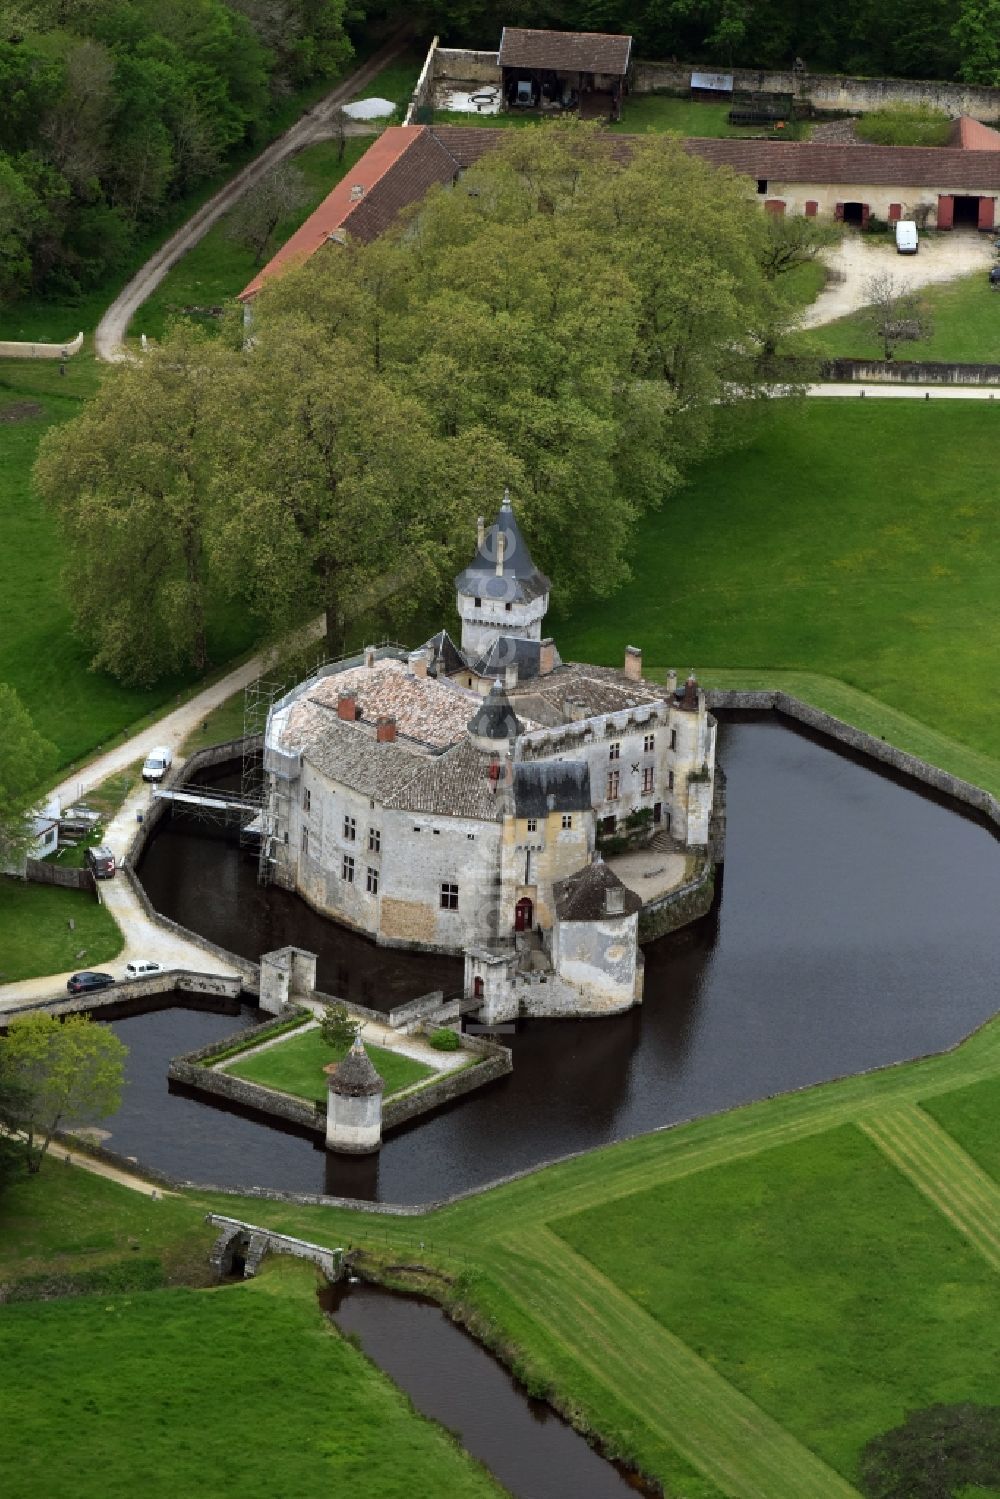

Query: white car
[124,959,163,979]
[142,746,173,782]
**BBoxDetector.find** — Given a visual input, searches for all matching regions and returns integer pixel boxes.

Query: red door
[937,195,954,229]
[834,202,844,221]
[888,203,902,222]
[473,976,484,1000]
[764,199,785,216]
[514,897,533,932]
[805,200,818,217]
[861,204,871,228]
[979,197,995,229]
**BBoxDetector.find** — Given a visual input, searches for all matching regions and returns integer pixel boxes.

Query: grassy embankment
[5,1010,1000,1496]
[784,266,1000,362]
[224,1025,435,1102]
[0,879,123,983]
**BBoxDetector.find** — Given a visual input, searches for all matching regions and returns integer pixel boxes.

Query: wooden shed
[498,27,632,121]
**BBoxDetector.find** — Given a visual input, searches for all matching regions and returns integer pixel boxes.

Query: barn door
[764,199,785,216]
[937,195,954,228]
[979,197,995,230]
[834,202,844,221]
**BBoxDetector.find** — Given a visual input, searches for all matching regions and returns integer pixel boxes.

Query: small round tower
[467,678,522,754]
[454,490,551,658]
[324,1035,384,1154]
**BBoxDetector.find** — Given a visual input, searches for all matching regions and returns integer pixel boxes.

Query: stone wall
[0,969,244,1021]
[0,332,84,360]
[207,1214,344,1280]
[823,358,1000,386]
[383,1040,512,1129]
[169,1052,323,1131]
[630,59,1000,121]
[433,46,501,84]
[638,862,716,943]
[707,691,1000,829]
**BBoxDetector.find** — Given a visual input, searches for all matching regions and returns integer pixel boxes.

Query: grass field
[784,267,1000,362]
[4,1003,1000,1497]
[133,136,372,342]
[922,1075,1000,1184]
[0,1258,500,1499]
[553,399,1000,783]
[0,877,122,982]
[224,1026,435,1102]
[354,47,426,118]
[434,95,805,138]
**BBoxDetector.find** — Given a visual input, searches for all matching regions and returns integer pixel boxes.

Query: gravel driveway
[799,228,995,328]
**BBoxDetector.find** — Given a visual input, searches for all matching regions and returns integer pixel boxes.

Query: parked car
[989,265,1000,288]
[85,844,116,879]
[66,971,115,994]
[142,745,173,783]
[895,220,918,254]
[124,959,162,979]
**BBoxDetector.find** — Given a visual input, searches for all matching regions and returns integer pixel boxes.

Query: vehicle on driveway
[124,959,163,979]
[66,971,115,994]
[895,220,918,254]
[85,845,116,879]
[142,746,173,783]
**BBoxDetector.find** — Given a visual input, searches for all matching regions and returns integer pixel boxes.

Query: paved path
[93,31,410,360]
[804,382,1000,398]
[799,227,993,330]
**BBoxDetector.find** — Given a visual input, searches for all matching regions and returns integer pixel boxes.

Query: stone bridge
[207,1214,344,1281]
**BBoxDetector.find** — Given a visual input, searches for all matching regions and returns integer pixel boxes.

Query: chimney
[364,645,376,669]
[504,662,518,691]
[624,645,642,682]
[376,715,397,744]
[539,638,555,676]
[337,691,358,721]
[477,515,485,549]
[667,669,678,698]
[408,650,428,679]
[604,885,625,917]
[495,531,505,576]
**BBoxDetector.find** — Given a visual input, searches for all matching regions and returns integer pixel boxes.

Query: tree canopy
[0,1012,127,1172]
[0,682,56,865]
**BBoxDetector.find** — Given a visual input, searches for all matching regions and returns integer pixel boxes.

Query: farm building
[497,26,632,120]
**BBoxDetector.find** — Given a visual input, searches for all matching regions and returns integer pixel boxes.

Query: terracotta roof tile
[949,115,1000,150]
[499,27,632,75]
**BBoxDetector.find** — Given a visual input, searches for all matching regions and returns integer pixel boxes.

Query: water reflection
[117,716,1000,1203]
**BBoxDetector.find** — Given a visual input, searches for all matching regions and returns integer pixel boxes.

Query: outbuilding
[498,26,632,120]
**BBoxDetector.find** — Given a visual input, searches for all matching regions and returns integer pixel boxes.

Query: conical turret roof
[324,1035,384,1097]
[455,491,550,605]
[467,678,522,745]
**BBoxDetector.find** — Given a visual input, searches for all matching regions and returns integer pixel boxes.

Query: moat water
[109,714,999,1204]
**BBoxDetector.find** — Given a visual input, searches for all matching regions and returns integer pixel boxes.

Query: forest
[0,0,354,305]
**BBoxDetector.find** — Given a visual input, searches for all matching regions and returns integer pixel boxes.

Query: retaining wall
[630,59,1000,120]
[382,1043,512,1130]
[0,332,84,360]
[0,969,244,1022]
[707,691,1000,829]
[823,357,1000,387]
[639,864,716,943]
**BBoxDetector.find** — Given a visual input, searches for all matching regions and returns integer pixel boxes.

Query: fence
[24,858,95,893]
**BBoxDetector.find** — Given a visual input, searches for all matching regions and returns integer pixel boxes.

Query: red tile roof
[239,126,459,301]
[498,26,632,76]
[949,114,1000,150]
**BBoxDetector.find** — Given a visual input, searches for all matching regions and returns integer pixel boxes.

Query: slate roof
[325,1037,383,1096]
[467,678,523,743]
[471,634,562,681]
[554,857,641,921]
[512,760,591,818]
[455,492,550,606]
[239,126,459,301]
[499,26,632,76]
[418,628,468,677]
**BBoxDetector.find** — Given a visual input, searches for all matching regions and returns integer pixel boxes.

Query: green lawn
[0,877,122,983]
[0,1258,500,1499]
[922,1076,1000,1184]
[353,46,426,117]
[133,136,373,342]
[224,1026,436,1102]
[784,266,1000,362]
[553,400,1000,782]
[554,1123,1000,1484]
[433,95,805,138]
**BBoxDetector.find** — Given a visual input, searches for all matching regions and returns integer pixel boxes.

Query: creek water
[113,714,999,1203]
[322,1281,650,1498]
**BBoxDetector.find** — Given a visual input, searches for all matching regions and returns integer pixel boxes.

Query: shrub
[429,1028,460,1052]
[598,835,629,856]
[624,807,654,831]
[321,1002,359,1052]
[855,106,951,148]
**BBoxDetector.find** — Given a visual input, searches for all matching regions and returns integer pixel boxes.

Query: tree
[0,683,56,867]
[863,271,934,359]
[34,324,229,684]
[758,213,840,280]
[0,154,44,303]
[0,1070,33,1193]
[226,162,307,266]
[953,0,1000,83]
[0,1013,126,1173]
[320,1002,359,1051]
[859,1403,1000,1499]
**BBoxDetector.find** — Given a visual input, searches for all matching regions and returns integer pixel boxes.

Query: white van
[142,745,173,782]
[895,220,918,254]
[124,959,162,979]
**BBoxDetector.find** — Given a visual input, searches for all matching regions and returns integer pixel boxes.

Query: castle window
[342,855,355,883]
[607,769,620,800]
[303,787,311,812]
[440,882,459,910]
[643,733,655,753]
[301,828,309,855]
[642,766,654,793]
[343,815,356,841]
[474,596,481,608]
[366,866,379,895]
[368,827,381,853]
[505,602,512,612]
[561,814,573,830]
[526,817,537,832]
[670,729,677,751]
[668,770,675,791]
[609,741,620,761]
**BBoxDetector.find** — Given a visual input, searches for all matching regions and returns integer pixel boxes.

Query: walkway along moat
[110,714,1000,1203]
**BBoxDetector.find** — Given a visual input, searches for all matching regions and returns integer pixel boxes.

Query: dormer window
[474,597,481,608]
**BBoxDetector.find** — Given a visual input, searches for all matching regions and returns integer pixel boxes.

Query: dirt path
[93,31,411,360]
[799,227,993,329]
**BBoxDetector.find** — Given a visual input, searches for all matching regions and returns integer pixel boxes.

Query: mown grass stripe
[859,1106,1000,1271]
[491,1229,861,1499]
